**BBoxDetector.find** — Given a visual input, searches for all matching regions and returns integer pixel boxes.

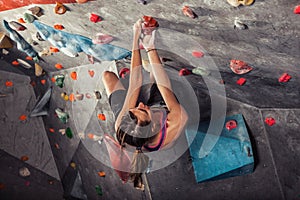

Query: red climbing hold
[179,68,191,76]
[90,13,102,23]
[226,120,237,130]
[182,6,197,19]
[192,51,204,58]
[98,114,106,121]
[265,117,276,126]
[142,16,159,35]
[5,81,13,87]
[294,5,300,14]
[119,68,130,79]
[278,73,291,83]
[236,78,246,85]
[230,59,253,74]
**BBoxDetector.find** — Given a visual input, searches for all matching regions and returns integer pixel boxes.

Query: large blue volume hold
[185,114,254,183]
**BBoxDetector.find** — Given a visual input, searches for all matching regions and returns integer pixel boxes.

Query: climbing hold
[26,56,33,60]
[137,0,147,5]
[49,128,55,133]
[192,67,209,76]
[54,74,65,88]
[192,51,204,58]
[70,71,77,80]
[90,13,102,23]
[294,5,300,14]
[40,79,46,85]
[9,21,27,31]
[70,162,76,169]
[227,0,254,7]
[51,77,56,83]
[88,70,95,77]
[75,93,84,101]
[219,79,225,84]
[95,91,101,99]
[12,60,19,65]
[182,6,197,19]
[0,183,5,190]
[23,13,35,23]
[179,68,191,76]
[86,93,92,99]
[19,167,30,177]
[236,78,246,86]
[76,0,89,3]
[87,133,103,141]
[53,24,64,30]
[19,114,27,121]
[66,127,73,139]
[278,73,291,83]
[0,32,13,49]
[59,129,66,135]
[69,93,75,102]
[48,180,54,185]
[142,16,159,35]
[55,63,64,69]
[54,143,60,149]
[92,33,113,44]
[18,18,26,24]
[98,114,106,121]
[234,19,248,30]
[28,6,43,17]
[61,92,67,98]
[265,117,275,126]
[55,108,69,124]
[5,81,13,87]
[35,63,44,77]
[95,185,103,196]
[119,67,130,79]
[54,2,67,15]
[225,120,237,130]
[20,156,29,161]
[25,181,30,186]
[50,46,60,53]
[36,32,45,41]
[97,171,106,177]
[17,59,32,69]
[63,94,69,101]
[230,59,253,74]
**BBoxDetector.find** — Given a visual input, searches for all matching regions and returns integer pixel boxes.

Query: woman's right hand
[141,30,156,51]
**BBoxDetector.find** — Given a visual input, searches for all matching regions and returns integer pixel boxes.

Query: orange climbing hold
[5,81,13,87]
[41,79,46,85]
[70,71,77,80]
[50,46,60,53]
[182,6,197,19]
[19,114,27,121]
[98,114,106,121]
[88,70,95,77]
[88,133,95,139]
[55,63,63,69]
[20,156,29,161]
[54,24,64,30]
[97,171,106,177]
[18,18,26,23]
[69,93,75,102]
[25,56,33,60]
[12,60,19,65]
[51,77,56,83]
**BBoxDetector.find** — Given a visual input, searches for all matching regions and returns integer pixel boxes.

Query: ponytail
[129,147,149,190]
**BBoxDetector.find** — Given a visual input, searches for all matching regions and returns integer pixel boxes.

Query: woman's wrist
[146,48,156,53]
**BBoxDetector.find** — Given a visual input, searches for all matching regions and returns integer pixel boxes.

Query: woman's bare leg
[102,71,125,97]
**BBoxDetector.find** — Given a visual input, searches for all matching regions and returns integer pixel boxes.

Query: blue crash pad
[185,114,254,183]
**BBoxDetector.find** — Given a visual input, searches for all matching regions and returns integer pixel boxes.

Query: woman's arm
[115,20,143,129]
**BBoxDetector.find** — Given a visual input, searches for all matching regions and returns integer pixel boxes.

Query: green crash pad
[185,114,254,183]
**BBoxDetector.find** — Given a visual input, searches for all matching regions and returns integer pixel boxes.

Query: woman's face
[129,102,152,126]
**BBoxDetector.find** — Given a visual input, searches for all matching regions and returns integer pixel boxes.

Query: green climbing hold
[66,127,73,139]
[24,13,35,23]
[55,108,69,124]
[192,67,210,76]
[95,185,103,196]
[54,74,65,88]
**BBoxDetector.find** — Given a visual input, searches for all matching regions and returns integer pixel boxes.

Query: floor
[0,0,299,200]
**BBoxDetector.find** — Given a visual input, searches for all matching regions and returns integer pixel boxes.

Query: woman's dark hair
[116,111,156,190]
